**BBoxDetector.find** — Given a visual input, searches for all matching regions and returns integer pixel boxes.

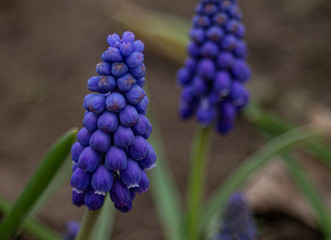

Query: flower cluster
[213,192,257,240]
[177,0,251,134]
[71,32,156,212]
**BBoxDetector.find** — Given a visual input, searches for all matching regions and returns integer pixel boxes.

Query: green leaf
[0,128,77,239]
[91,196,115,240]
[148,115,183,240]
[199,126,322,236]
[282,153,331,239]
[0,196,61,240]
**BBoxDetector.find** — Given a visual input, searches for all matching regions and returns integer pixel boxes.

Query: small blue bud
[134,96,149,115]
[201,41,219,58]
[217,52,234,69]
[111,62,128,77]
[181,86,196,103]
[91,165,113,195]
[213,13,228,26]
[78,146,101,172]
[125,85,145,105]
[115,201,132,212]
[187,41,199,58]
[184,58,197,73]
[193,15,211,28]
[117,73,137,91]
[229,81,249,107]
[120,159,141,188]
[204,3,218,15]
[193,77,208,97]
[107,33,120,47]
[234,41,247,58]
[119,42,133,57]
[198,59,216,80]
[125,52,144,68]
[206,26,224,42]
[130,63,146,79]
[222,35,237,51]
[236,23,246,38]
[119,105,139,127]
[138,142,156,170]
[232,60,251,82]
[85,94,106,114]
[72,191,85,207]
[136,77,145,87]
[214,72,231,96]
[101,47,123,62]
[89,129,111,152]
[190,28,205,44]
[83,94,94,110]
[83,112,98,131]
[197,101,216,127]
[84,188,105,211]
[122,31,135,43]
[77,127,92,147]
[142,123,152,139]
[132,169,150,193]
[128,136,149,161]
[97,111,118,133]
[72,163,78,172]
[217,101,236,134]
[109,179,131,206]
[71,142,84,163]
[177,67,191,86]
[87,76,100,92]
[105,146,127,171]
[133,40,144,52]
[98,76,116,92]
[113,126,135,148]
[179,101,195,120]
[106,93,126,113]
[96,62,112,75]
[71,167,91,192]
[132,114,150,135]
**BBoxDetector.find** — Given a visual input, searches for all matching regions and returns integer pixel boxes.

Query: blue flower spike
[177,0,251,134]
[71,32,156,212]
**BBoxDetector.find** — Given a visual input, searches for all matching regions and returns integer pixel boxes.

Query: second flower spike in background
[177,0,251,134]
[71,32,157,212]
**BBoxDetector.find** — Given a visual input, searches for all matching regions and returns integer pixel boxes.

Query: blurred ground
[0,0,330,239]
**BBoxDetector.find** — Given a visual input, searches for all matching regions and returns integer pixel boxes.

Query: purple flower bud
[98,76,116,92]
[71,167,91,192]
[197,101,216,127]
[190,28,205,43]
[125,85,145,105]
[222,35,237,51]
[204,3,218,15]
[85,94,106,114]
[225,20,240,34]
[130,63,146,79]
[71,142,84,163]
[72,163,78,172]
[106,93,126,113]
[77,127,92,147]
[117,73,137,92]
[133,40,144,52]
[89,129,111,152]
[64,221,80,240]
[181,86,196,103]
[91,165,113,195]
[193,15,211,28]
[198,59,216,80]
[142,123,152,139]
[125,52,144,68]
[213,13,228,26]
[122,31,135,43]
[236,23,246,38]
[133,169,150,193]
[229,5,243,19]
[201,41,219,58]
[217,102,236,134]
[138,142,156,170]
[220,0,232,11]
[96,62,112,75]
[184,58,197,73]
[120,159,141,188]
[83,112,98,131]
[105,146,127,171]
[83,94,94,110]
[87,76,100,92]
[134,96,149,115]
[136,77,145,87]
[217,52,234,69]
[232,60,251,82]
[179,101,195,120]
[119,105,139,127]
[193,77,208,97]
[177,67,191,86]
[78,147,101,172]
[229,81,249,107]
[111,62,128,77]
[234,41,247,59]
[115,201,132,212]
[113,126,135,148]
[107,33,120,47]
[84,188,105,211]
[128,136,149,161]
[101,47,123,62]
[132,114,150,135]
[206,26,224,42]
[119,42,133,57]
[187,41,199,58]
[72,191,85,206]
[97,111,118,133]
[214,72,231,96]
[109,179,131,206]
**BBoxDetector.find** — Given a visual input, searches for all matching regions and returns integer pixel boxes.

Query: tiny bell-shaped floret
[125,52,144,68]
[109,179,131,206]
[119,105,139,127]
[84,188,105,211]
[130,64,146,79]
[128,136,149,161]
[71,142,84,163]
[132,114,150,135]
[84,94,106,114]
[89,129,111,153]
[78,147,101,172]
[97,111,118,133]
[133,169,150,193]
[134,96,149,115]
[98,76,116,92]
[125,85,145,105]
[91,165,113,195]
[120,159,142,188]
[83,112,99,131]
[72,191,85,207]
[71,168,91,193]
[101,47,123,62]
[77,127,92,147]
[111,62,128,78]
[106,93,126,113]
[117,73,137,92]
[96,62,112,75]
[138,142,156,170]
[105,146,128,171]
[113,125,135,148]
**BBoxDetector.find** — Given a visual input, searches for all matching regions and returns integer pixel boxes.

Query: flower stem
[186,126,212,240]
[76,209,101,240]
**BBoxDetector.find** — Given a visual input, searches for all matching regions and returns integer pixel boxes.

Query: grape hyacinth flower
[213,192,257,240]
[177,0,251,134]
[63,221,80,240]
[71,32,156,212]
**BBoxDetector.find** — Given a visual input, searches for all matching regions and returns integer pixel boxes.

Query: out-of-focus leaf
[0,129,77,240]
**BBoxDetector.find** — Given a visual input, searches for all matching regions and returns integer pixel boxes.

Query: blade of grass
[0,197,61,240]
[282,153,331,239]
[0,128,77,239]
[199,126,322,235]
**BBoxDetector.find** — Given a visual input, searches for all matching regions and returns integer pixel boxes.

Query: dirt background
[0,0,330,239]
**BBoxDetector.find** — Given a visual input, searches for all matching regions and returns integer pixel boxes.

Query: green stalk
[0,129,77,239]
[186,127,212,240]
[76,209,101,240]
[283,153,331,239]
[200,126,321,235]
